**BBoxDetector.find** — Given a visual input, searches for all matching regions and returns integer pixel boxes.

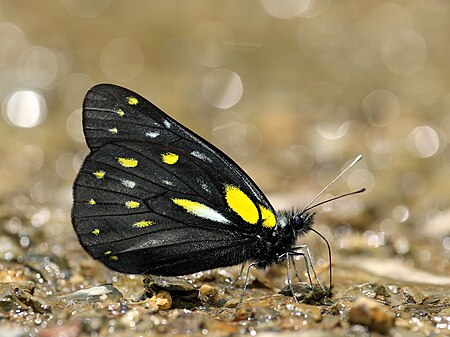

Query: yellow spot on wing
[108,127,118,134]
[259,205,276,228]
[93,170,105,179]
[117,108,124,116]
[117,157,138,168]
[172,199,206,213]
[104,252,118,260]
[125,200,140,209]
[88,199,96,205]
[92,228,100,235]
[225,185,258,224]
[161,152,179,165]
[127,96,138,105]
[133,220,154,228]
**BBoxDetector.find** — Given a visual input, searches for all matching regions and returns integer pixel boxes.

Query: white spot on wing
[190,204,229,223]
[163,180,173,186]
[163,119,171,129]
[191,151,212,163]
[121,179,136,188]
[196,177,210,193]
[146,130,160,138]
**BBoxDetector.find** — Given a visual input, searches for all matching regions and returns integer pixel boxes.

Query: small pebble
[291,303,322,322]
[144,299,160,313]
[224,299,239,308]
[151,290,172,310]
[198,284,218,302]
[401,286,426,304]
[348,297,395,334]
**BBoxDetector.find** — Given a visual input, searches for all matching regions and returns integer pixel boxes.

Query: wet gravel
[0,231,449,337]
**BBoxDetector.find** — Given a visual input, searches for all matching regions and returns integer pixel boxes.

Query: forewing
[82,84,274,211]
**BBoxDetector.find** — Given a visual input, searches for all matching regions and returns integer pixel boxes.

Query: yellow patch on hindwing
[117,157,138,168]
[133,220,154,228]
[161,152,179,165]
[93,170,105,179]
[224,185,258,224]
[127,96,138,105]
[125,200,140,209]
[259,205,276,228]
[104,250,118,261]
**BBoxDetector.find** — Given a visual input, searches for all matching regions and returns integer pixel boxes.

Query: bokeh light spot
[363,90,400,127]
[299,0,331,18]
[381,29,427,75]
[17,46,59,88]
[348,169,375,193]
[66,109,84,142]
[202,69,243,109]
[3,90,47,128]
[392,205,409,222]
[406,125,440,158]
[315,105,349,140]
[443,237,450,250]
[259,0,312,19]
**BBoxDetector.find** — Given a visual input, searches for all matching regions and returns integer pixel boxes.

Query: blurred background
[1,1,449,285]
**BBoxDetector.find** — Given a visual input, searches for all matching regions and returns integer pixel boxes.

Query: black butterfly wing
[72,84,277,275]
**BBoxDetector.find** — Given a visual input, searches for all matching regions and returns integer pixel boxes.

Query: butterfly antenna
[302,155,364,290]
[303,188,366,213]
[303,154,363,212]
[304,187,365,290]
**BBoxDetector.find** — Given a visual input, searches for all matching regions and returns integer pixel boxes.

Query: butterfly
[72,84,363,301]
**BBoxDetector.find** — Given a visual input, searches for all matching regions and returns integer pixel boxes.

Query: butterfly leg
[290,255,303,283]
[285,253,299,302]
[238,262,258,305]
[228,263,246,288]
[291,245,325,291]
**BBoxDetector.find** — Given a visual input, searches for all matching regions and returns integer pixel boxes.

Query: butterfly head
[273,209,315,241]
[291,211,315,235]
